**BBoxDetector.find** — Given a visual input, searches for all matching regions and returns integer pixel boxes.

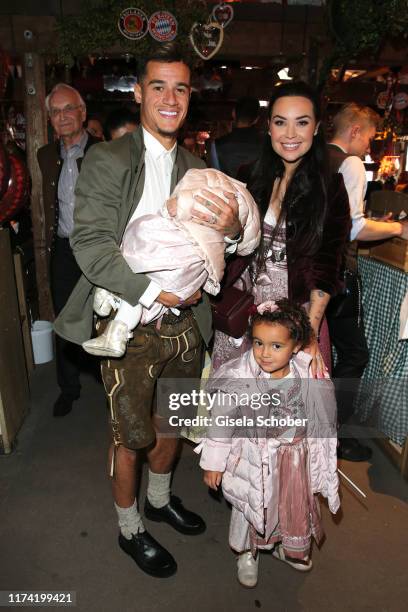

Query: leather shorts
[100,310,203,451]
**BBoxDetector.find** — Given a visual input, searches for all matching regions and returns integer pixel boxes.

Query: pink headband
[251,300,279,315]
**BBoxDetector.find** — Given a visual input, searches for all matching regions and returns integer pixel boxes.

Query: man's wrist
[395,222,403,237]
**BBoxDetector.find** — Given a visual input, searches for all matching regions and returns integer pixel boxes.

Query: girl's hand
[204,470,223,490]
[304,335,327,379]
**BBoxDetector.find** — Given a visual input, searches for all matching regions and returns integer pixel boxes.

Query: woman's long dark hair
[247,81,330,281]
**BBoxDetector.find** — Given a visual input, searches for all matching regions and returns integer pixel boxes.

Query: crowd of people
[36,42,408,587]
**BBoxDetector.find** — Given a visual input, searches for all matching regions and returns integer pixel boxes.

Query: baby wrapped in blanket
[82,168,261,358]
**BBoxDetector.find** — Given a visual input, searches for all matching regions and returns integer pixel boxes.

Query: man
[327,103,408,461]
[37,84,100,417]
[104,108,138,141]
[54,44,242,578]
[209,95,263,178]
[86,115,105,140]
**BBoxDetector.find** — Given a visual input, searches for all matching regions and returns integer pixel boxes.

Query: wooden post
[23,51,54,321]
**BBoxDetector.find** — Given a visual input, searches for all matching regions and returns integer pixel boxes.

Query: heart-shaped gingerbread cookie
[212,2,234,28]
[189,22,224,60]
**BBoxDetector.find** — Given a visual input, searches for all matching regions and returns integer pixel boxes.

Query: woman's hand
[304,335,327,379]
[192,189,242,238]
[204,470,223,490]
[307,288,330,377]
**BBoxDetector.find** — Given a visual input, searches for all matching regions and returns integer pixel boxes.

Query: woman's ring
[210,213,217,224]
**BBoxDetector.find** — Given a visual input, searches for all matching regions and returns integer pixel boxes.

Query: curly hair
[250,299,312,349]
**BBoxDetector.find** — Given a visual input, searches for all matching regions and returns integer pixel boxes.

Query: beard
[157,127,179,139]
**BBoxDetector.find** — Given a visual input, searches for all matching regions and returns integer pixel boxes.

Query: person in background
[327,103,408,462]
[37,83,100,417]
[104,108,138,141]
[86,115,104,140]
[209,96,263,178]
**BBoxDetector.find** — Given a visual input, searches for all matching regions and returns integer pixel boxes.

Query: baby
[82,168,261,358]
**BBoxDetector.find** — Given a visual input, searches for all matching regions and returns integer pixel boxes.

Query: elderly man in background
[37,83,100,417]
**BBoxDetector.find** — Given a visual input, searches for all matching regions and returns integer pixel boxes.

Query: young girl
[82,168,260,358]
[197,299,339,588]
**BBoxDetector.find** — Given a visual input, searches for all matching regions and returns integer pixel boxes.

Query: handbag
[210,255,254,338]
[326,270,361,320]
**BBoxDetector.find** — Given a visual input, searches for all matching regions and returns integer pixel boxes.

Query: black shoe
[53,394,76,417]
[118,531,177,578]
[144,496,206,535]
[338,438,372,462]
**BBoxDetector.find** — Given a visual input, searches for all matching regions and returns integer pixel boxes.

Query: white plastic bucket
[31,320,54,364]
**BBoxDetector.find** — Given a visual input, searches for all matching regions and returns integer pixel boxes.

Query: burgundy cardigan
[286,173,351,304]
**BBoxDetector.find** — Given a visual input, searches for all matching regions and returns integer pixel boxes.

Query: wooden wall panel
[0,229,29,454]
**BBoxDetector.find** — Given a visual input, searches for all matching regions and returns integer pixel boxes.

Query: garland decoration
[320,0,408,87]
[55,0,207,66]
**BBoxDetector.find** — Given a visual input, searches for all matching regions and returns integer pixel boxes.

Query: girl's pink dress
[198,349,339,560]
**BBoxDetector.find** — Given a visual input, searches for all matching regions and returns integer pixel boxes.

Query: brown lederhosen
[100,309,203,466]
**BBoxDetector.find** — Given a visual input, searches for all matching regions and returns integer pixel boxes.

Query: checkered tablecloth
[356,256,408,445]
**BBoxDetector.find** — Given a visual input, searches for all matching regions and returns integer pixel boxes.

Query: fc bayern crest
[118,8,148,40]
[149,11,178,42]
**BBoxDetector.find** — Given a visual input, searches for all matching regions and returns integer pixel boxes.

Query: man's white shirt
[331,143,367,241]
[128,128,239,309]
[126,128,176,307]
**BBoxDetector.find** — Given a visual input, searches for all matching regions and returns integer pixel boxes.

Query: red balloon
[0,151,30,224]
[0,142,10,200]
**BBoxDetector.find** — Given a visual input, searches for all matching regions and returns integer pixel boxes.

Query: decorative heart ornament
[212,2,234,28]
[393,92,408,110]
[189,22,224,60]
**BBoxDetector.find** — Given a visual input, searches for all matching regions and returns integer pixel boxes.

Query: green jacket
[54,127,212,345]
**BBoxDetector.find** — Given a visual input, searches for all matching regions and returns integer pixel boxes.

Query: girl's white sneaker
[237,551,259,588]
[272,544,313,572]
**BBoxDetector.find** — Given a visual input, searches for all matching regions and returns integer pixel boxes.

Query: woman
[211,81,351,376]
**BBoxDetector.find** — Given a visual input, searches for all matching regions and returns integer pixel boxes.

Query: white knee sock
[114,300,142,330]
[114,499,145,539]
[147,470,171,508]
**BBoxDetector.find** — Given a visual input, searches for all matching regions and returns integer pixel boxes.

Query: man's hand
[400,219,408,240]
[157,291,180,308]
[377,212,393,223]
[204,470,223,490]
[192,189,242,238]
[156,289,202,308]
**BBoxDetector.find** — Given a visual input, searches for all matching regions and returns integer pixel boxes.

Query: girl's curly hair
[250,299,312,349]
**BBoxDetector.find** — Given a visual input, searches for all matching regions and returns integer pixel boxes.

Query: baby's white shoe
[237,551,259,588]
[82,320,130,358]
[93,288,120,317]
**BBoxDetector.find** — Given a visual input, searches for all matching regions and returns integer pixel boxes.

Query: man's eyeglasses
[49,104,84,119]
